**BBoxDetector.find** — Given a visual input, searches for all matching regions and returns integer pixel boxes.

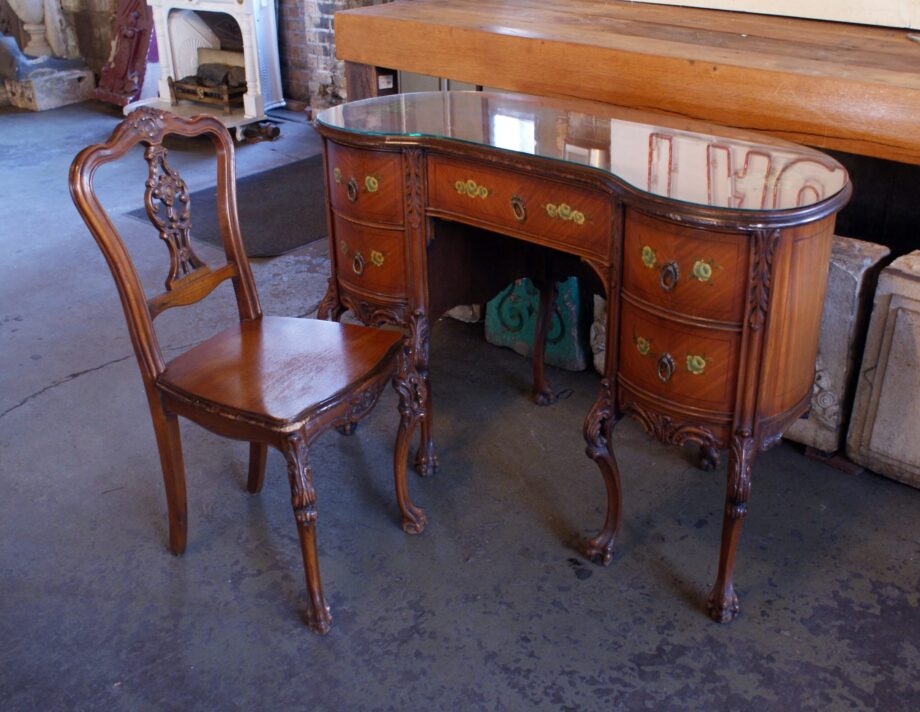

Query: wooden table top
[335,0,920,164]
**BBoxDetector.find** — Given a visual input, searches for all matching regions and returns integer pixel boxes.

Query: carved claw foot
[533,387,558,406]
[305,604,333,635]
[698,445,720,472]
[413,441,439,477]
[336,422,358,436]
[401,506,428,535]
[584,535,615,566]
[706,587,740,623]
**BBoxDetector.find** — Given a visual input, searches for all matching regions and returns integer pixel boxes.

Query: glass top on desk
[316,91,849,212]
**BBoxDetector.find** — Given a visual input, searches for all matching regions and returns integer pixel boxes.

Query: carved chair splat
[70,108,427,633]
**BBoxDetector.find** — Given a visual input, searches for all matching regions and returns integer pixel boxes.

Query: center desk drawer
[427,155,611,260]
[333,215,407,298]
[326,142,404,225]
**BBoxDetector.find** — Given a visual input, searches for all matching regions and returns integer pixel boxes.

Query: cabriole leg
[698,445,721,472]
[707,430,755,623]
[282,432,332,634]
[392,348,429,534]
[409,311,438,477]
[583,380,622,565]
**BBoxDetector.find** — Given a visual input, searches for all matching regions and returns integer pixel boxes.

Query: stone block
[784,236,890,452]
[484,277,589,371]
[5,67,94,111]
[846,251,920,488]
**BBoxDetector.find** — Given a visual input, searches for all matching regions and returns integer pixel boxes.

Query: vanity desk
[314,92,850,622]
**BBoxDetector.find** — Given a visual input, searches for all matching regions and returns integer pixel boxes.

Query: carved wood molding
[339,291,407,327]
[93,0,155,107]
[748,228,780,331]
[726,429,755,519]
[622,399,720,449]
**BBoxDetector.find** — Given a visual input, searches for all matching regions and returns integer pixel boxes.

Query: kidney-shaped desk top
[315,91,851,623]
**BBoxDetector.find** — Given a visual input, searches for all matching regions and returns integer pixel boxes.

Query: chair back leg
[147,396,188,556]
[281,430,332,634]
[246,442,269,494]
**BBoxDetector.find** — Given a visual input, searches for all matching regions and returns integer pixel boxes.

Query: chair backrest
[70,108,262,387]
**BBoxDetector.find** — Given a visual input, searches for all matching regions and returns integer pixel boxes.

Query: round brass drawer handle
[657,352,676,382]
[510,195,526,222]
[346,177,359,202]
[659,261,679,292]
[352,252,365,276]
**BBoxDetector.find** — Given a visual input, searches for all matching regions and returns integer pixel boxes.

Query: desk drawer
[623,210,748,324]
[326,142,404,225]
[333,216,407,298]
[619,301,739,413]
[427,155,610,259]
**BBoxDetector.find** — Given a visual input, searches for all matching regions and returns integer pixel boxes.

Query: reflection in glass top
[316,92,849,212]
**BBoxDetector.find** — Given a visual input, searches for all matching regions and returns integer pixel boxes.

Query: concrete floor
[1,102,918,711]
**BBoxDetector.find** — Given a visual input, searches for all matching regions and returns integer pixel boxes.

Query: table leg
[532,278,558,406]
[408,310,438,477]
[707,430,755,623]
[583,379,622,565]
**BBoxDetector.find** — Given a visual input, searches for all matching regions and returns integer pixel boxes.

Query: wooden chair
[69,108,428,634]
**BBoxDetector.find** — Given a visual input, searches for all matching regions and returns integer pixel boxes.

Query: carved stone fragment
[784,236,890,453]
[846,251,920,487]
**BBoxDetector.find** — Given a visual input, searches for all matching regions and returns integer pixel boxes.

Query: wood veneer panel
[336,0,920,163]
[758,218,835,416]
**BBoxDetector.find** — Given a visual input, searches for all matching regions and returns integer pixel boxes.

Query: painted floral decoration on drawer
[691,259,723,284]
[543,202,585,224]
[686,354,708,375]
[455,179,489,199]
[635,335,652,356]
[641,245,657,269]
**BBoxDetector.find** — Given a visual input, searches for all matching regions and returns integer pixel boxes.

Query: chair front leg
[149,399,188,556]
[281,431,332,634]
[247,442,268,493]
[392,348,429,534]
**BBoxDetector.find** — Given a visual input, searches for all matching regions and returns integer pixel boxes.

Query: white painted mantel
[127,0,284,131]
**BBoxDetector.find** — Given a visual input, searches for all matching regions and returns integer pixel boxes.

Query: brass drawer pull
[510,195,526,222]
[346,178,359,202]
[352,252,365,276]
[659,261,680,291]
[657,352,676,382]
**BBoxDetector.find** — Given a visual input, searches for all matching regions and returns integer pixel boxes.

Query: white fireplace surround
[127,0,284,130]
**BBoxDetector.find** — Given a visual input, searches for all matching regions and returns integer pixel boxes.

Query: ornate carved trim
[404,148,425,232]
[393,345,427,430]
[623,399,720,449]
[143,144,206,289]
[284,431,317,525]
[726,429,755,519]
[584,379,614,458]
[748,228,780,331]
[339,291,406,328]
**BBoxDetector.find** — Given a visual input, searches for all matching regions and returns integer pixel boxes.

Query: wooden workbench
[335,0,920,165]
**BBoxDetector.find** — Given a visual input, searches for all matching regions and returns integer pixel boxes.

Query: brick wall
[278,0,310,103]
[303,0,392,110]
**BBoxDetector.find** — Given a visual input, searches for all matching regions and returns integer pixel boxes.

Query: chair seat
[158,316,403,428]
